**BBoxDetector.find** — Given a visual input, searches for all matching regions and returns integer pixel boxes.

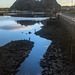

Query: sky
[0,0,75,8]
[57,0,75,6]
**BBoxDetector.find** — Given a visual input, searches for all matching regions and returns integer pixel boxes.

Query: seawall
[59,15,75,63]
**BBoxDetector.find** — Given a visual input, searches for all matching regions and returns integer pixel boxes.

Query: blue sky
[0,0,75,8]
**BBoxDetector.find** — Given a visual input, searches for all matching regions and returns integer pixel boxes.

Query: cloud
[57,0,72,6]
[0,24,32,31]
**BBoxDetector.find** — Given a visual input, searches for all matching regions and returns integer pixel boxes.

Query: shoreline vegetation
[35,19,75,75]
[0,40,34,75]
[0,11,28,13]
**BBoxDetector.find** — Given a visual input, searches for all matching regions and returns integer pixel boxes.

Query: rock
[40,43,74,75]
[0,40,34,74]
[29,32,31,34]
[44,67,48,71]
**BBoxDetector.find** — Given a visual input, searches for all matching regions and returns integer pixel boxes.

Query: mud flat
[0,40,34,75]
[36,19,75,75]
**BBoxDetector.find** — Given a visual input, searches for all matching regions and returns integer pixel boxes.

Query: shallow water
[0,16,51,75]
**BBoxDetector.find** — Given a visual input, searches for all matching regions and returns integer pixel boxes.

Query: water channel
[0,16,52,75]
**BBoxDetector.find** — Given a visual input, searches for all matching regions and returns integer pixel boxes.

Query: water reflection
[0,16,51,75]
[0,24,32,31]
[0,16,49,21]
[0,21,43,32]
[17,20,39,26]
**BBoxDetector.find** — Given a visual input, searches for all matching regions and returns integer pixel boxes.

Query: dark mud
[0,40,34,75]
[36,19,75,75]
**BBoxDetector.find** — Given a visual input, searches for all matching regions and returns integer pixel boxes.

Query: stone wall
[59,15,75,63]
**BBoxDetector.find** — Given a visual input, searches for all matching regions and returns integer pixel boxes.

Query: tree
[9,0,61,12]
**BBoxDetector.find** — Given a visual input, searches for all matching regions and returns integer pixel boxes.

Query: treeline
[9,0,61,12]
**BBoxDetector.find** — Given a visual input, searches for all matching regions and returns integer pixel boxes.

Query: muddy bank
[40,44,73,75]
[36,19,75,75]
[0,40,34,75]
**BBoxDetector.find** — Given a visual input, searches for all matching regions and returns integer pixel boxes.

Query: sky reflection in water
[0,24,32,31]
[0,16,51,75]
[0,17,44,47]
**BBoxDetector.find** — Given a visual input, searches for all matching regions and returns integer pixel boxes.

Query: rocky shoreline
[0,40,34,75]
[40,43,73,75]
[36,19,75,75]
